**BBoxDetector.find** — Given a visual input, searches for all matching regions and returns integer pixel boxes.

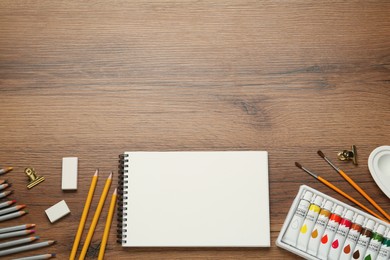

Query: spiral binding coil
[117,153,129,244]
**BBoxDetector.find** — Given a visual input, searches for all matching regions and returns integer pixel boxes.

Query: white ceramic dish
[368,145,390,199]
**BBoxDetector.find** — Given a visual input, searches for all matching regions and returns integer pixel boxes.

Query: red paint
[321,234,328,244]
[332,239,339,249]
[340,218,352,228]
[329,213,342,223]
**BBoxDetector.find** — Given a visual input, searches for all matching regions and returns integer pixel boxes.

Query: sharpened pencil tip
[317,150,325,158]
[51,253,56,257]
[108,172,113,179]
[94,169,99,176]
[0,167,13,174]
[295,162,302,169]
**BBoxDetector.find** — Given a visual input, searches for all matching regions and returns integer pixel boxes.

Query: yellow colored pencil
[98,188,117,260]
[79,172,112,260]
[0,167,13,175]
[69,169,99,260]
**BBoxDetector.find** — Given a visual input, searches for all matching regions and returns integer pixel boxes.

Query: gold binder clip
[337,145,357,165]
[25,167,45,189]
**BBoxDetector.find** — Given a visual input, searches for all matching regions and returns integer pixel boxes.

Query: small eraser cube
[45,200,71,223]
[62,157,78,190]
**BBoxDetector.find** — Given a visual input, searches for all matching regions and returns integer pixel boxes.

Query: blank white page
[121,151,270,247]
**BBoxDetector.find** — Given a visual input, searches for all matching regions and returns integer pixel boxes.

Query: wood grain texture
[0,1,389,259]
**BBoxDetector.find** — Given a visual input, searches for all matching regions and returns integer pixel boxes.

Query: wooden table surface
[1,1,389,259]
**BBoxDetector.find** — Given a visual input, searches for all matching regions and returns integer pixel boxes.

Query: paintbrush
[295,162,387,222]
[317,150,390,222]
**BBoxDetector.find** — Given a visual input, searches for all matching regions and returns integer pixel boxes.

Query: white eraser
[62,157,78,190]
[45,200,71,223]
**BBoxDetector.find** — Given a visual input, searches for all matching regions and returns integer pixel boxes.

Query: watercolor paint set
[276,185,390,260]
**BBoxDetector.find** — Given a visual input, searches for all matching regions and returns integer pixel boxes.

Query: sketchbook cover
[118,151,270,247]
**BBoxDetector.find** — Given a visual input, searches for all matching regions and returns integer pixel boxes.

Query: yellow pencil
[79,172,112,260]
[69,169,99,260]
[98,188,117,260]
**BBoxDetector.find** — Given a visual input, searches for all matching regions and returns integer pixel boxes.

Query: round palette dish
[368,146,390,199]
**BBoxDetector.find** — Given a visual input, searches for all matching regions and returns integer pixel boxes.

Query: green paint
[371,232,384,243]
[364,254,372,260]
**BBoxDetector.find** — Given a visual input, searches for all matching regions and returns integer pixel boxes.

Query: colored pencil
[69,169,99,260]
[0,167,13,175]
[0,224,35,234]
[14,253,56,260]
[0,210,28,222]
[0,200,16,210]
[295,162,388,222]
[0,180,7,185]
[318,150,390,222]
[0,190,13,199]
[0,236,38,249]
[0,183,10,191]
[98,188,117,260]
[0,240,55,256]
[0,204,26,216]
[0,229,35,240]
[79,172,112,260]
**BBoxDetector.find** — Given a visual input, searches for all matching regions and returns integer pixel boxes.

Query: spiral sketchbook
[117,151,270,247]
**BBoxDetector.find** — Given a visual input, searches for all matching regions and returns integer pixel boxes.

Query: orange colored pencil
[0,200,16,210]
[0,210,28,222]
[318,150,390,222]
[0,224,35,234]
[0,205,26,216]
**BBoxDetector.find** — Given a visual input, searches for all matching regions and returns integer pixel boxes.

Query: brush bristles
[317,150,325,158]
[295,162,318,179]
[318,150,340,171]
[295,162,302,169]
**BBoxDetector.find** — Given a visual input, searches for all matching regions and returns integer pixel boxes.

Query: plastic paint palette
[368,146,390,199]
[276,185,390,260]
